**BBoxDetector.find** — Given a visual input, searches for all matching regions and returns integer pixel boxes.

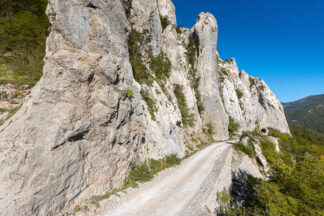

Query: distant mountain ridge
[283,94,324,134]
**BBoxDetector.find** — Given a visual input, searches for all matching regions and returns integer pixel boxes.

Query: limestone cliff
[0,0,289,215]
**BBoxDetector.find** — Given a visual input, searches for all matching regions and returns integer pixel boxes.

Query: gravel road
[91,141,234,216]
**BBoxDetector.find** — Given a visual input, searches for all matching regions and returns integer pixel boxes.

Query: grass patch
[124,154,181,189]
[174,84,194,127]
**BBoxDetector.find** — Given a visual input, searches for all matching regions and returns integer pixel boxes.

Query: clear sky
[173,0,324,102]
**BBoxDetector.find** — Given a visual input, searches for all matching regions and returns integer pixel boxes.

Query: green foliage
[0,0,49,86]
[175,25,183,34]
[228,116,239,137]
[195,90,205,114]
[128,28,153,85]
[184,37,199,71]
[226,126,324,215]
[149,52,171,82]
[174,84,194,127]
[123,162,153,188]
[235,89,243,100]
[127,88,133,98]
[165,154,181,167]
[190,76,205,114]
[160,16,170,31]
[124,154,181,188]
[140,90,156,121]
[203,123,215,143]
[73,205,81,213]
[218,68,229,83]
[234,140,256,158]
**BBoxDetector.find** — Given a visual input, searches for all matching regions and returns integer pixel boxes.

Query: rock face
[0,0,289,215]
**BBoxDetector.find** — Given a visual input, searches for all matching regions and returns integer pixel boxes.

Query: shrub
[174,84,194,127]
[203,123,215,143]
[224,126,324,215]
[228,116,239,137]
[160,16,170,31]
[175,25,183,34]
[124,154,182,189]
[184,36,199,71]
[165,154,181,167]
[128,28,153,85]
[73,205,81,213]
[234,140,256,158]
[236,89,243,100]
[149,52,171,82]
[127,88,133,98]
[195,91,205,114]
[140,90,156,121]
[123,162,153,188]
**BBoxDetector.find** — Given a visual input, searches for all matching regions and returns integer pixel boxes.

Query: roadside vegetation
[228,116,239,137]
[219,125,324,215]
[123,154,182,188]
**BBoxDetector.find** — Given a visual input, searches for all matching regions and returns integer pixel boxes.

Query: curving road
[91,142,234,216]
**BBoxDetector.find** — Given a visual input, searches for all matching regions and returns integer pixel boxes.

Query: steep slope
[0,0,289,215]
[283,94,324,134]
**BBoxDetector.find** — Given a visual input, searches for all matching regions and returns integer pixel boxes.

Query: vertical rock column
[194,13,229,140]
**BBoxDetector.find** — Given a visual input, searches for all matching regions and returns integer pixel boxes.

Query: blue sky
[173,0,324,102]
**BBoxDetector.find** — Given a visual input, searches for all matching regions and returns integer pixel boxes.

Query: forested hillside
[283,95,324,134]
[0,0,49,86]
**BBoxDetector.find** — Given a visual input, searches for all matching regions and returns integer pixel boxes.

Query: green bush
[234,140,256,158]
[127,88,133,98]
[184,37,199,71]
[124,154,182,188]
[228,116,239,137]
[203,123,215,143]
[140,90,156,121]
[175,25,182,34]
[128,28,154,85]
[123,162,153,188]
[149,52,171,82]
[236,89,243,100]
[174,84,194,127]
[165,154,181,167]
[73,205,81,213]
[160,16,170,31]
[195,91,205,114]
